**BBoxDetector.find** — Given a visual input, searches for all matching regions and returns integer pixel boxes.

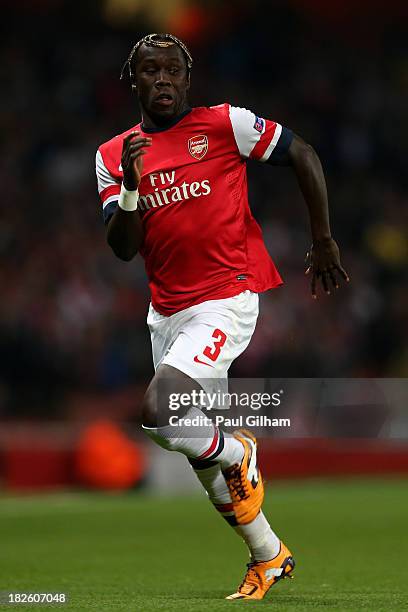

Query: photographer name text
[168,414,291,428]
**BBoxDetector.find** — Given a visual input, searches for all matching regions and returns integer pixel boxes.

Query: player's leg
[143,291,294,598]
[190,457,295,600]
[144,291,264,524]
[143,367,277,549]
[142,291,258,471]
[143,367,294,599]
[141,362,244,469]
[143,290,262,521]
[189,459,280,559]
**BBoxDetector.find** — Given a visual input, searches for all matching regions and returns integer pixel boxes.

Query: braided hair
[120,33,193,88]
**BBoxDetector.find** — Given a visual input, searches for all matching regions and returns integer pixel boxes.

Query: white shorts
[147,290,259,386]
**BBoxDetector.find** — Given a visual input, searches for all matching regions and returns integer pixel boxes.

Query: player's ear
[186,72,191,90]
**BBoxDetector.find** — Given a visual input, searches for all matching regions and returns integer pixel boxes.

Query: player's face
[135,44,190,124]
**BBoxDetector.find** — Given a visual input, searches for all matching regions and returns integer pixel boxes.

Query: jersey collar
[141,107,192,133]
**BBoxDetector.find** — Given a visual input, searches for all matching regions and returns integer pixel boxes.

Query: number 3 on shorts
[203,328,227,362]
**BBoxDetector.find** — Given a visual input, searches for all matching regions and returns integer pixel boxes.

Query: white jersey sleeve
[95,149,121,223]
[95,149,120,207]
[228,105,291,163]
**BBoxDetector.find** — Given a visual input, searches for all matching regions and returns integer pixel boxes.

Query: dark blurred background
[0,0,407,424]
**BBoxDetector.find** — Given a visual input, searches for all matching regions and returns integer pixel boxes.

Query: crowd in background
[0,0,407,418]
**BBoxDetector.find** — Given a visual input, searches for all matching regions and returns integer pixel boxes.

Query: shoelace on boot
[224,464,249,500]
[238,563,261,594]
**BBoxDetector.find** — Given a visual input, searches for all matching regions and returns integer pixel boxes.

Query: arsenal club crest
[188,134,208,160]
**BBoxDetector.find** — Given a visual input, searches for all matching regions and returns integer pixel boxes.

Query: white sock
[142,405,244,468]
[191,461,281,561]
[191,462,231,505]
[235,512,281,561]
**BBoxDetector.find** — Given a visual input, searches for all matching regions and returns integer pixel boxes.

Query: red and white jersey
[96,103,293,315]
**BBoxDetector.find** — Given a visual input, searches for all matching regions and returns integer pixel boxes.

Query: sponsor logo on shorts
[193,355,214,368]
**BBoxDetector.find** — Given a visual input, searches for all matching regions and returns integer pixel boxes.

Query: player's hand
[121,131,152,191]
[305,237,349,299]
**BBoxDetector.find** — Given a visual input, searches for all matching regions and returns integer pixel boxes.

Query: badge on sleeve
[253,116,265,133]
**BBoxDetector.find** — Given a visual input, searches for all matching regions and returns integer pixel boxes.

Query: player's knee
[141,368,172,428]
[141,390,177,452]
[141,390,158,428]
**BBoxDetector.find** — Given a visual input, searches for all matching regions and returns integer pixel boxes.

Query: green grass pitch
[0,479,407,611]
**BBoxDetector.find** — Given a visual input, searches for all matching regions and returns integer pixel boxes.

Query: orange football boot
[226,541,295,600]
[222,428,264,525]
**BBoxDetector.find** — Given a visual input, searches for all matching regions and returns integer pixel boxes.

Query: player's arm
[270,133,349,298]
[228,105,349,297]
[106,132,151,261]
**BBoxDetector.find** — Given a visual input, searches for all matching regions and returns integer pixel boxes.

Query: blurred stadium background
[0,0,407,492]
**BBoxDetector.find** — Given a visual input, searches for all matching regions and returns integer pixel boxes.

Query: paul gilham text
[168,415,291,428]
